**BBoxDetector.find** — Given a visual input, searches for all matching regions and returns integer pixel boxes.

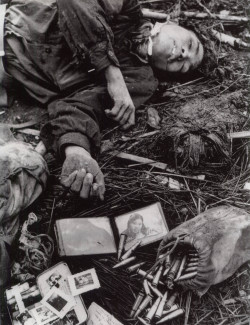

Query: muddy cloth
[3,0,158,157]
[0,125,48,297]
[158,205,250,296]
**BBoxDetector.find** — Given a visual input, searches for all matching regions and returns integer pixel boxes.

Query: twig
[47,198,56,234]
[142,8,168,20]
[194,311,213,325]
[211,29,250,49]
[184,291,192,325]
[162,77,205,92]
[183,178,197,209]
[182,11,249,23]
[194,0,213,17]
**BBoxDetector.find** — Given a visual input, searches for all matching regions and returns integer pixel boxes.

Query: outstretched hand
[105,65,135,130]
[60,146,105,200]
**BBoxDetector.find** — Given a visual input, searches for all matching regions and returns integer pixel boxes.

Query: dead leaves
[147,107,161,129]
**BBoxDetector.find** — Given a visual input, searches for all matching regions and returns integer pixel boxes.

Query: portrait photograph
[46,272,62,289]
[68,268,100,296]
[16,309,36,325]
[41,288,75,319]
[49,309,79,325]
[115,202,169,250]
[32,305,58,325]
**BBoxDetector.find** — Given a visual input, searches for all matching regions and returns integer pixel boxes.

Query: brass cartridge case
[145,297,161,322]
[134,294,153,318]
[156,308,184,324]
[165,291,178,310]
[137,269,154,281]
[162,304,179,315]
[117,234,127,260]
[130,290,144,318]
[175,255,187,280]
[165,256,182,289]
[176,272,197,281]
[148,282,163,298]
[121,240,141,261]
[143,280,151,296]
[127,262,146,273]
[113,256,136,269]
[155,291,168,319]
[152,266,163,287]
[184,266,197,273]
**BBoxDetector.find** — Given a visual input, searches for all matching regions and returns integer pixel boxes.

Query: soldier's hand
[60,146,105,200]
[105,65,135,130]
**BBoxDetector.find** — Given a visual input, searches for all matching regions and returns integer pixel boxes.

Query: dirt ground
[1,0,250,324]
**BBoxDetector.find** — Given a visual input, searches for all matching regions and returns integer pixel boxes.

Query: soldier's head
[150,23,204,73]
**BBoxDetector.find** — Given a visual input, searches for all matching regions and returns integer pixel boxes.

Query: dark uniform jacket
[4,0,158,156]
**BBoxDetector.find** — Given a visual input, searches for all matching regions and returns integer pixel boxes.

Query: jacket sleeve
[57,0,123,72]
[40,65,158,158]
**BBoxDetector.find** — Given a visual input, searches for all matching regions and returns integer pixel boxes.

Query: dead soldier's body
[1,0,204,200]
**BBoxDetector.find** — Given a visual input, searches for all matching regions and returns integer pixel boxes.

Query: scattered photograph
[32,305,58,325]
[115,202,169,250]
[16,309,36,325]
[41,288,75,319]
[50,309,79,325]
[68,268,100,296]
[56,217,116,255]
[46,272,62,289]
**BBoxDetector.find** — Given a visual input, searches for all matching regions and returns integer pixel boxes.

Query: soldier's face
[151,24,204,73]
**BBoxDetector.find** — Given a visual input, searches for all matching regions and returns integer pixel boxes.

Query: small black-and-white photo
[49,309,79,325]
[47,292,67,312]
[75,273,94,289]
[32,305,58,325]
[16,310,36,325]
[68,268,100,296]
[46,272,62,288]
[41,288,75,319]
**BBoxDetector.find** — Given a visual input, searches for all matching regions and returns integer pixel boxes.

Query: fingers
[60,156,105,200]
[105,101,124,119]
[122,109,135,130]
[80,173,94,199]
[71,169,86,192]
[90,183,99,197]
[95,172,105,201]
[105,100,135,126]
[60,170,78,188]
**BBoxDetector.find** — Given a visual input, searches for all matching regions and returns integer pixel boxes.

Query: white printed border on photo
[68,268,101,296]
[31,305,58,325]
[41,288,75,319]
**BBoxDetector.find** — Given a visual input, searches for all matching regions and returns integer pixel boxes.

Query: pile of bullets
[113,235,199,324]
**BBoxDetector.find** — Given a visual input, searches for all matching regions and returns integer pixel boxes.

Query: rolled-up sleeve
[57,0,120,72]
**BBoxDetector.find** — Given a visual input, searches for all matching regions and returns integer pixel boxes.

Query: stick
[114,151,170,171]
[227,131,250,139]
[141,8,249,23]
[184,291,192,325]
[142,8,168,20]
[194,0,213,17]
[17,128,40,136]
[211,29,250,49]
[182,11,249,23]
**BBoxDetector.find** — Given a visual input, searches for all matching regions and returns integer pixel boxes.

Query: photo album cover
[55,202,169,256]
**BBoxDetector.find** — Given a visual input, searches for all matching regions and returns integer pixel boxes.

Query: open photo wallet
[5,262,88,325]
[54,202,169,256]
